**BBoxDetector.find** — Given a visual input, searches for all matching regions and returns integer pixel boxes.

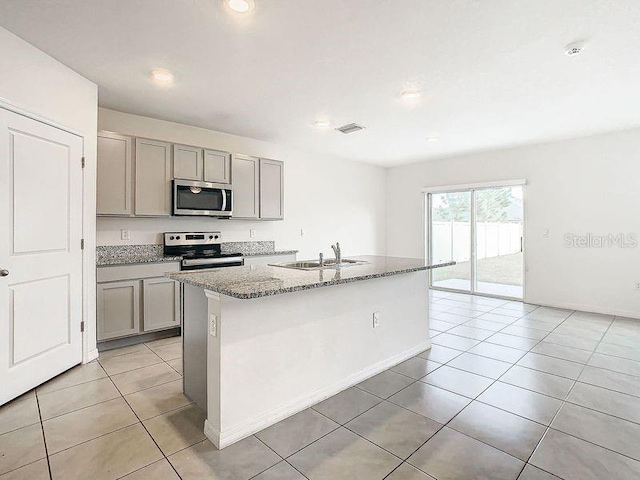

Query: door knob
[0,269,9,277]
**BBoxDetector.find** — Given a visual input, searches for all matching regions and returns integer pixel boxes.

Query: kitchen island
[168,255,452,449]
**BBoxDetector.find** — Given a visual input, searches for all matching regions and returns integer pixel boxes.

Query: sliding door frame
[423,179,527,301]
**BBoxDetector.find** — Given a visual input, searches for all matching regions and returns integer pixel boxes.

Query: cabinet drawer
[97,262,180,283]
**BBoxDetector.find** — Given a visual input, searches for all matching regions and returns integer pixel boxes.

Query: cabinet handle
[0,269,9,277]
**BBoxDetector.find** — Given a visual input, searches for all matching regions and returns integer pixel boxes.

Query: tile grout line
[250,434,310,480]
[521,310,617,476]
[404,303,570,475]
[34,389,54,480]
[108,356,186,480]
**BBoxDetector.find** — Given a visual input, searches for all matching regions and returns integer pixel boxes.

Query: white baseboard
[84,348,99,363]
[203,340,431,449]
[525,297,640,320]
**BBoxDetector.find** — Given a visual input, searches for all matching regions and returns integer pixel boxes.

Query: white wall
[97,108,387,260]
[0,26,98,360]
[387,128,640,318]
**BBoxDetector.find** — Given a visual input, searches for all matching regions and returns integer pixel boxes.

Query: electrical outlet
[121,229,130,240]
[373,312,380,328]
[210,313,217,337]
[250,229,255,238]
[636,283,640,290]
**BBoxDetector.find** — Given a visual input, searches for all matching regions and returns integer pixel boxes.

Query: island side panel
[182,284,209,410]
[209,270,430,448]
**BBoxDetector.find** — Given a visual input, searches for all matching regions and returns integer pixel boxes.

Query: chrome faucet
[331,242,341,265]
[319,252,324,267]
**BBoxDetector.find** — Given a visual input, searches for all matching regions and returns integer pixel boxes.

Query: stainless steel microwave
[173,179,233,217]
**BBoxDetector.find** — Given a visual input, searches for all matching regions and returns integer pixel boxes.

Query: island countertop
[167,255,454,299]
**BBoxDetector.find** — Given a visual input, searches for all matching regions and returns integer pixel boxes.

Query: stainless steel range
[163,231,244,270]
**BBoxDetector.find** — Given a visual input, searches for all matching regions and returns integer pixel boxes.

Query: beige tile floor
[2,291,640,479]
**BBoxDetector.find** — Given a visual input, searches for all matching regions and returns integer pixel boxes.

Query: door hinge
[81,156,86,168]
[81,321,85,333]
[81,238,85,250]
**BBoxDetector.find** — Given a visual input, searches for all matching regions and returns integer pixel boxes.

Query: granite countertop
[96,243,298,267]
[242,250,298,257]
[96,245,181,266]
[167,255,455,299]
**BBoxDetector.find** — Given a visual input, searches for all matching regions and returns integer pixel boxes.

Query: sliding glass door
[429,191,473,292]
[428,185,524,299]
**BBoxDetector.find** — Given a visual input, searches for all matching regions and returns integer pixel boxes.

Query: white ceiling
[1,0,640,167]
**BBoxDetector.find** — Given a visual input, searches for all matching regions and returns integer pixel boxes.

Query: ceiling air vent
[335,123,366,134]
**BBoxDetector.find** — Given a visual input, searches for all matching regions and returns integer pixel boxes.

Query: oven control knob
[169,236,175,240]
[214,235,219,239]
[176,236,181,240]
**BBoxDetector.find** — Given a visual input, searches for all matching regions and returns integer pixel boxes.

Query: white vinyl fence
[432,221,523,263]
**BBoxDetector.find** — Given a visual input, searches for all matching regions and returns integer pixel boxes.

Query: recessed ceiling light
[401,88,421,100]
[314,119,331,128]
[150,69,174,85]
[226,0,255,13]
[426,136,439,142]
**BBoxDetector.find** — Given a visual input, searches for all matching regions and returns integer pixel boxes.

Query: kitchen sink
[270,259,368,271]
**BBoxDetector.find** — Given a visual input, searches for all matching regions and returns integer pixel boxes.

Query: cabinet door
[231,154,259,219]
[143,278,180,332]
[259,158,284,220]
[203,149,231,184]
[97,132,133,215]
[97,281,141,341]
[135,138,172,216]
[173,144,203,180]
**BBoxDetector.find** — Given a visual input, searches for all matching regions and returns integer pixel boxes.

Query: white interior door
[0,108,84,405]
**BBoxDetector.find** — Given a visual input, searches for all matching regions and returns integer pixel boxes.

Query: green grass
[432,252,523,286]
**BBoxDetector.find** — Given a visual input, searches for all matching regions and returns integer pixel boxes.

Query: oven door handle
[182,257,242,267]
[221,189,227,212]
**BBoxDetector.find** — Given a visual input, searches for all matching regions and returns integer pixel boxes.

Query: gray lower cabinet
[97,262,181,342]
[135,138,172,216]
[143,277,180,331]
[97,280,141,341]
[231,154,260,219]
[97,132,133,216]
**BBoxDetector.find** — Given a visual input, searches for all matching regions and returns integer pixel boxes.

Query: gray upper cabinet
[173,144,203,180]
[231,154,260,219]
[135,138,172,216]
[204,149,231,184]
[259,158,284,220]
[97,132,133,216]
